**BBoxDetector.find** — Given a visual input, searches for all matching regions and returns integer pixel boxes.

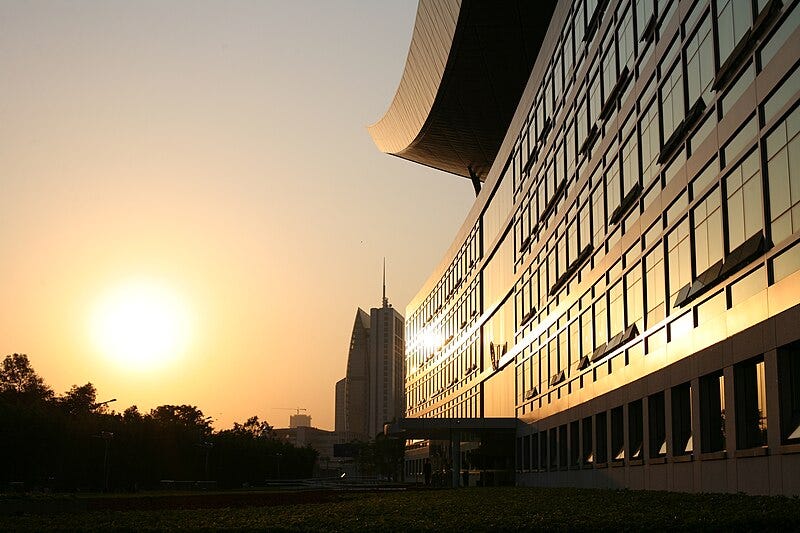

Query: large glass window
[692,187,723,275]
[596,411,608,463]
[672,382,693,456]
[716,0,752,67]
[640,98,660,186]
[625,263,644,331]
[609,280,624,336]
[645,245,665,326]
[594,296,608,347]
[685,14,714,105]
[618,4,636,71]
[725,150,763,252]
[602,35,618,105]
[649,391,667,457]
[667,220,691,312]
[592,181,606,247]
[766,106,800,245]
[778,341,800,444]
[700,370,726,453]
[582,416,593,464]
[606,156,622,216]
[621,134,639,198]
[636,0,655,39]
[589,67,602,126]
[734,356,768,449]
[660,61,685,143]
[611,406,625,461]
[629,399,644,460]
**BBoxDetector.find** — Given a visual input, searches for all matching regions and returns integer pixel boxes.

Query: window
[685,14,714,105]
[636,0,655,40]
[621,134,639,198]
[700,370,726,453]
[660,62,685,143]
[596,411,608,463]
[626,263,644,331]
[766,105,800,245]
[549,428,559,469]
[611,406,624,461]
[649,391,667,457]
[531,432,540,470]
[592,181,606,247]
[692,187,724,275]
[778,341,800,444]
[559,424,568,468]
[607,156,622,220]
[667,220,691,311]
[645,245,666,326]
[609,280,624,337]
[640,98,660,186]
[725,150,763,252]
[715,0,752,67]
[601,36,618,105]
[618,4,635,72]
[672,382,693,455]
[541,427,549,469]
[594,296,608,347]
[629,399,644,460]
[582,415,594,464]
[570,420,581,466]
[734,356,768,449]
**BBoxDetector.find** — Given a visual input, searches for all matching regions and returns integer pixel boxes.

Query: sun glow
[90,279,193,371]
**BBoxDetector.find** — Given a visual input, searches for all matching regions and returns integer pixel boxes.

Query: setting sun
[90,279,193,371]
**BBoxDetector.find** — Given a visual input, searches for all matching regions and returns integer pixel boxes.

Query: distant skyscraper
[335,377,346,433]
[368,281,405,438]
[338,265,406,440]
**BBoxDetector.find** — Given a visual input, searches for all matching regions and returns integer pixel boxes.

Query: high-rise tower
[336,264,405,440]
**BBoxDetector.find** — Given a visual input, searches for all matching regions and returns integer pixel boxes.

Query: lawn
[3,487,800,531]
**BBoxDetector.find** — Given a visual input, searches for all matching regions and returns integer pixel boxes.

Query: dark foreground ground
[2,486,800,531]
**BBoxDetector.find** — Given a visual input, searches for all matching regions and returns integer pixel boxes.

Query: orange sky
[0,1,474,430]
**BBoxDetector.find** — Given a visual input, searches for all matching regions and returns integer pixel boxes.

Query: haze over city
[0,0,474,430]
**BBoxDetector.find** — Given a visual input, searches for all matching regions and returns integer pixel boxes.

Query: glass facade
[394,0,800,493]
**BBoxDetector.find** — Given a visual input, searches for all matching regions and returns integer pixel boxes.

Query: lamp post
[92,398,117,410]
[92,398,117,492]
[99,431,114,492]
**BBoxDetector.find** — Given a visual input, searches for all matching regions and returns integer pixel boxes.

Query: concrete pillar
[451,431,461,487]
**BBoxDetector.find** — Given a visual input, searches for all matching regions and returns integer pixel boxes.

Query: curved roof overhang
[368,0,558,181]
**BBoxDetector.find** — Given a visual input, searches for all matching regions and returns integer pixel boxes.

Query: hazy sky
[0,1,474,430]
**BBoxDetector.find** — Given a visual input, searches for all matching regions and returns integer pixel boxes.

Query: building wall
[344,309,371,439]
[401,0,800,494]
[335,377,347,433]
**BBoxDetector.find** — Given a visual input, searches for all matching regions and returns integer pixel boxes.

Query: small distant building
[289,413,312,428]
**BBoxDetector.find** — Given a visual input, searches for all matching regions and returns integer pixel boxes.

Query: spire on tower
[382,258,389,308]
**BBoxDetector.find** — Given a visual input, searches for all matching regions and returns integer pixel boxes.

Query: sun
[90,279,193,370]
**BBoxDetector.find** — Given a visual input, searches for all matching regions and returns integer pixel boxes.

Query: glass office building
[372,0,800,494]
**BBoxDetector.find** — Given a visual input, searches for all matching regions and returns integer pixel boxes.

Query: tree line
[0,353,317,491]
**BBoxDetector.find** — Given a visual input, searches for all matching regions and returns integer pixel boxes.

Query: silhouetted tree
[58,383,98,414]
[0,353,53,400]
[0,355,317,490]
